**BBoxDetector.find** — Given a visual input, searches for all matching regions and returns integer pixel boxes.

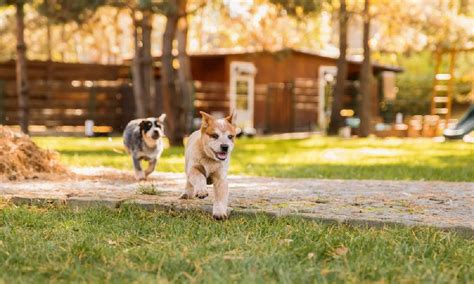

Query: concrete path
[1,167,473,236]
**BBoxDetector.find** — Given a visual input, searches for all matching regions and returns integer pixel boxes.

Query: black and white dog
[123,114,166,180]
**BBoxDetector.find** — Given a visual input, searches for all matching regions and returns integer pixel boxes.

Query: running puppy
[181,111,237,220]
[123,114,166,180]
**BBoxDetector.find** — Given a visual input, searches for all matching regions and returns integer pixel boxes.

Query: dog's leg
[179,180,194,199]
[186,168,208,199]
[212,178,229,220]
[145,159,157,177]
[132,156,145,181]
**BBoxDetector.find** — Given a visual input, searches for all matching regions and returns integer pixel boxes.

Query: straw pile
[0,126,68,180]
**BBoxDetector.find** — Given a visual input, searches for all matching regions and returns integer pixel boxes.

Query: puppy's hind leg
[145,159,157,177]
[132,156,146,181]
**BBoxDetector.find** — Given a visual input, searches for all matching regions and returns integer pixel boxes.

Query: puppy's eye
[228,135,234,140]
[155,122,162,128]
[209,133,219,139]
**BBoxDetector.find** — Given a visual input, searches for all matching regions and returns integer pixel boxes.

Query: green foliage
[380,51,474,116]
[0,0,24,6]
[0,204,472,282]
[270,0,323,17]
[36,0,107,24]
[33,135,474,182]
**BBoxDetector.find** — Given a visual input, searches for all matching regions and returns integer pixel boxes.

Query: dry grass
[0,126,67,181]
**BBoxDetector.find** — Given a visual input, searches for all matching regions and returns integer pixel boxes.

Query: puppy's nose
[220,144,229,152]
[152,130,159,138]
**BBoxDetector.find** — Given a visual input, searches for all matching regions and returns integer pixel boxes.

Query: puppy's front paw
[212,206,228,221]
[135,171,146,181]
[179,192,193,199]
[212,212,228,221]
[195,189,209,199]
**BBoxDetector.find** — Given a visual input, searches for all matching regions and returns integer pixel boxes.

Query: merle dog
[123,114,166,180]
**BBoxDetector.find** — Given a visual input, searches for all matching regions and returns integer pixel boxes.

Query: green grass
[0,204,472,283]
[16,136,472,282]
[137,184,160,195]
[33,136,474,181]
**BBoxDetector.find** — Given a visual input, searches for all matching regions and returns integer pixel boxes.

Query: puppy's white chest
[139,140,163,160]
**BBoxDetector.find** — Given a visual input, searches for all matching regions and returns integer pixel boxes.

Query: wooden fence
[0,60,135,134]
[0,60,320,135]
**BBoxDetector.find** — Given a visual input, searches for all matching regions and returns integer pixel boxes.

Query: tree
[327,0,348,135]
[161,0,203,146]
[15,0,29,134]
[130,5,154,118]
[161,0,183,146]
[176,0,194,133]
[358,0,372,137]
[0,0,30,134]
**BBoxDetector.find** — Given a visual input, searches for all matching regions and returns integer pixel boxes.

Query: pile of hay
[0,126,68,180]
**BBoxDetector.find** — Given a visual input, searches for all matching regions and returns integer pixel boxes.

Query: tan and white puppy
[181,111,237,220]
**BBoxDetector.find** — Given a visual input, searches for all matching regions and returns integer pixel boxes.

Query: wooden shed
[185,48,402,133]
[0,48,402,135]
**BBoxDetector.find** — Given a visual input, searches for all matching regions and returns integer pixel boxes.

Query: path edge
[5,196,473,239]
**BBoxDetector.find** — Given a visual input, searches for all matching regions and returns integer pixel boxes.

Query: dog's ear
[200,111,213,128]
[157,113,166,122]
[225,111,236,125]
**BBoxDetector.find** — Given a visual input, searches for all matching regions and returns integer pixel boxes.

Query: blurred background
[0,0,473,145]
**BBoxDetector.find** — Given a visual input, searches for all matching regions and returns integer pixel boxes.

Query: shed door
[229,62,257,129]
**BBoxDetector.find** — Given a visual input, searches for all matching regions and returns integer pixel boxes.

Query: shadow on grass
[235,162,474,181]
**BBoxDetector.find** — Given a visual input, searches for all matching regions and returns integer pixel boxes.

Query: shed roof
[186,48,403,73]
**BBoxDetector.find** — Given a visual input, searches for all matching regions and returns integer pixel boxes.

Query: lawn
[0,203,472,283]
[8,136,470,282]
[34,136,474,181]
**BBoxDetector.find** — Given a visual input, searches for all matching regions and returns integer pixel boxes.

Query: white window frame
[318,66,337,131]
[229,61,257,128]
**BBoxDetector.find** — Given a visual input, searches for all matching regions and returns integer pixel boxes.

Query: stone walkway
[1,167,473,236]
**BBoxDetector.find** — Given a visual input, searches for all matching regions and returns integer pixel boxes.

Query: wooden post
[0,80,5,124]
[88,85,96,122]
[447,50,456,121]
[430,50,442,115]
[289,81,295,132]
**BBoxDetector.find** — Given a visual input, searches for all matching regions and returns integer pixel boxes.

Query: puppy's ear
[200,111,213,128]
[225,111,236,125]
[157,113,166,122]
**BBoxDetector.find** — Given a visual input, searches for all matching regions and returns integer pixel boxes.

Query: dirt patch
[0,167,472,236]
[0,126,68,181]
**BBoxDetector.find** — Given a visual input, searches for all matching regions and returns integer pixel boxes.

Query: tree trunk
[141,10,155,116]
[359,0,372,137]
[161,0,183,146]
[176,0,194,133]
[328,0,348,136]
[16,1,29,134]
[131,12,147,118]
[46,20,52,61]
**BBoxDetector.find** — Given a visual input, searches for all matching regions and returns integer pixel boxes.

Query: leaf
[333,246,349,257]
